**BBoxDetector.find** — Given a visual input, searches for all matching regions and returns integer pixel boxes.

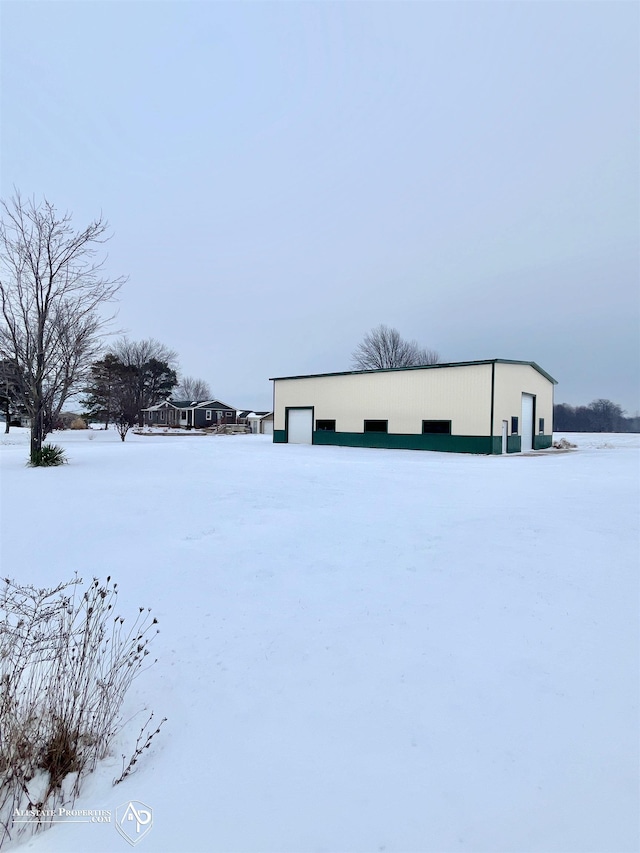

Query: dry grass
[0,576,161,846]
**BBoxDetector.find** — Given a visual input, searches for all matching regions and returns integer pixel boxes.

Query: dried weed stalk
[0,576,160,846]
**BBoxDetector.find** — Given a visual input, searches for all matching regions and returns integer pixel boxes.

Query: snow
[0,428,638,853]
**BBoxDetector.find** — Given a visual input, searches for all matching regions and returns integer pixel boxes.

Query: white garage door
[287,408,313,444]
[521,393,534,452]
[262,419,273,436]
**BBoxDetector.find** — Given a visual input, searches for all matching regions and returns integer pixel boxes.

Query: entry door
[287,408,313,444]
[501,420,508,454]
[521,394,534,452]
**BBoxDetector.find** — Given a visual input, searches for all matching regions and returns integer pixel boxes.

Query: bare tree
[114,413,131,442]
[0,192,126,460]
[108,337,178,370]
[107,338,178,426]
[351,324,439,370]
[588,399,626,432]
[173,376,212,401]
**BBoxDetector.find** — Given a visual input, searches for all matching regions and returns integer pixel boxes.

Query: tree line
[554,400,639,433]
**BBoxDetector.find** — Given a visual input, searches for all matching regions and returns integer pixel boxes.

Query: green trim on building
[270,358,557,385]
[312,431,497,454]
[490,436,503,455]
[507,435,521,453]
[274,429,554,454]
[534,434,553,450]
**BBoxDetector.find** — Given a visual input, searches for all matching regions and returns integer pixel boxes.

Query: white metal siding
[274,364,493,435]
[492,363,554,437]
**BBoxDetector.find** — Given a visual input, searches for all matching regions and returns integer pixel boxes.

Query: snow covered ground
[0,428,638,853]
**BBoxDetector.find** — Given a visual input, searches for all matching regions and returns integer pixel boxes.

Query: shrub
[70,418,87,430]
[0,577,162,845]
[115,415,130,442]
[29,444,67,467]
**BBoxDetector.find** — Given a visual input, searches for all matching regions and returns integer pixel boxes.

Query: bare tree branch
[173,376,212,401]
[108,338,178,370]
[0,191,126,459]
[351,325,439,370]
[106,338,179,426]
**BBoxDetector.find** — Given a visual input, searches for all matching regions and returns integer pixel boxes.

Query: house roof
[239,410,273,419]
[143,398,237,412]
[193,400,236,411]
[270,359,557,385]
[144,400,174,411]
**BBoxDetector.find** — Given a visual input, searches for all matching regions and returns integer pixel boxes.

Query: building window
[422,420,451,434]
[206,410,212,421]
[180,411,187,420]
[316,420,336,431]
[539,417,544,434]
[511,416,518,434]
[364,420,388,433]
[160,412,165,422]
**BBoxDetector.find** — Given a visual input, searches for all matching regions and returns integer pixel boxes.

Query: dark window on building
[422,420,451,434]
[316,420,336,431]
[511,416,519,434]
[539,417,544,434]
[364,420,388,433]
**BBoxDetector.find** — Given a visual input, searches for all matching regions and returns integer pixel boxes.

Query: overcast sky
[2,1,638,413]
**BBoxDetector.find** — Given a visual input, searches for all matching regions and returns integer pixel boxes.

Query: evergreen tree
[80,354,123,428]
[82,347,178,429]
[107,338,178,426]
[0,359,27,433]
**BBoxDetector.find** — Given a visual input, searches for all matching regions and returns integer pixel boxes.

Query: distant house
[237,411,274,435]
[143,399,237,429]
[258,413,274,436]
[3,414,30,428]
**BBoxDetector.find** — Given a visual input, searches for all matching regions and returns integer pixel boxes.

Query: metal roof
[270,359,557,385]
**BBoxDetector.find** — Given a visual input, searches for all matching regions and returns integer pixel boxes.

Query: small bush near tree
[28,444,67,467]
[0,576,163,846]
[115,414,130,442]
